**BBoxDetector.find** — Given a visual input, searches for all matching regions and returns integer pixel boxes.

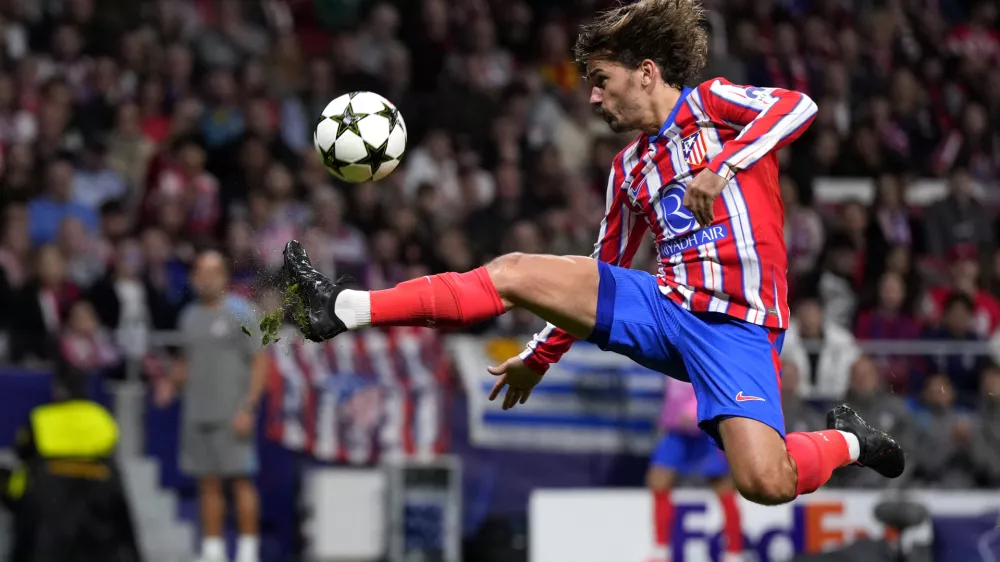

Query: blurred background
[1,0,1000,561]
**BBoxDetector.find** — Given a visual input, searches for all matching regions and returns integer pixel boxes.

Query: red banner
[265,327,451,464]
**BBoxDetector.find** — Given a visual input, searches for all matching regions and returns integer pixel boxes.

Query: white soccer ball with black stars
[314,91,407,183]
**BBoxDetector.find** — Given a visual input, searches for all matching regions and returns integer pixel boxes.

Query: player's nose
[589,87,603,104]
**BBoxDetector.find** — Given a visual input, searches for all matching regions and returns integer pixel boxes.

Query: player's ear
[639,59,658,87]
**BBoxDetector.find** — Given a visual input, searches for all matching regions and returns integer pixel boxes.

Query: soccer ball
[314,91,407,183]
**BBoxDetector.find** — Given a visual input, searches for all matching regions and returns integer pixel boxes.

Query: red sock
[653,490,673,547]
[369,268,506,328]
[717,490,743,553]
[785,431,852,496]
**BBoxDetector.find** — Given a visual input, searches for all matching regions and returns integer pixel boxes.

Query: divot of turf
[249,278,310,347]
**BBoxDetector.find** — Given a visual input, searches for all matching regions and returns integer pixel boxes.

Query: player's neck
[643,85,683,137]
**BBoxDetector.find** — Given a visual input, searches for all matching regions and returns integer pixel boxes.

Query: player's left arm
[699,79,818,181]
[683,79,817,225]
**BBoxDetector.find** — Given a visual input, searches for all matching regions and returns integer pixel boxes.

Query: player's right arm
[519,152,649,375]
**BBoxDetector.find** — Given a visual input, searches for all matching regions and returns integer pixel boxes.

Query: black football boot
[826,405,906,479]
[282,240,351,342]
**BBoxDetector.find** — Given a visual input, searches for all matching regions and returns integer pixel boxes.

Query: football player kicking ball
[284,0,903,508]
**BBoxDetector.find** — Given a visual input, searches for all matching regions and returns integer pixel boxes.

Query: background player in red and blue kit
[648,378,742,562]
[284,0,905,506]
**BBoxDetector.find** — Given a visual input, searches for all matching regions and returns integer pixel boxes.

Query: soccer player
[649,379,741,562]
[284,0,904,507]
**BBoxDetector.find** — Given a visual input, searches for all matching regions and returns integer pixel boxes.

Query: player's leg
[232,477,260,562]
[219,427,261,562]
[699,440,742,560]
[284,240,600,341]
[647,435,684,562]
[667,311,903,506]
[181,425,228,562]
[197,476,227,562]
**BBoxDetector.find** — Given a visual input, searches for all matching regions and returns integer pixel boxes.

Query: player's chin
[606,118,629,134]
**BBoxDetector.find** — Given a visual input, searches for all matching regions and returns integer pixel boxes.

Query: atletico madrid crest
[681,131,708,166]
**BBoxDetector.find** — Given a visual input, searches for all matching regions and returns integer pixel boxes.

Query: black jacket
[1,400,142,562]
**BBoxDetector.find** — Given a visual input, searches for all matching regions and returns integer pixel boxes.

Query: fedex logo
[670,501,874,562]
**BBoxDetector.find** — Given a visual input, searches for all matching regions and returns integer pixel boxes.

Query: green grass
[242,278,310,347]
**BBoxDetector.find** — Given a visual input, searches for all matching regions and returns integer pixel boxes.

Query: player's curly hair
[573,0,709,89]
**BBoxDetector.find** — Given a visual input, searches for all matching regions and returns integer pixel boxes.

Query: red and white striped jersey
[521,77,817,374]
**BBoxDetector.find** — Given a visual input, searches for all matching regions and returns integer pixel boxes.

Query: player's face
[192,253,229,302]
[586,58,644,133]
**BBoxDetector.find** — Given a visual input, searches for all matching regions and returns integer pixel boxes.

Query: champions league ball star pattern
[314,91,408,183]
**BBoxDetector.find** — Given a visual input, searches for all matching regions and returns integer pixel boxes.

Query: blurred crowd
[0,0,999,487]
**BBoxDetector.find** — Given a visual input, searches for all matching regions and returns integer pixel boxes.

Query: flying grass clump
[241,279,311,347]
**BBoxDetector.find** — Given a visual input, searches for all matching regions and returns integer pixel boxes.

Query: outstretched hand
[682,169,729,227]
[488,355,543,410]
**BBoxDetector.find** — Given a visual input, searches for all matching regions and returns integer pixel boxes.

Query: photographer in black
[0,360,141,562]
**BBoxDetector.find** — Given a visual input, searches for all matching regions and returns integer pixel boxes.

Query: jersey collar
[652,86,692,142]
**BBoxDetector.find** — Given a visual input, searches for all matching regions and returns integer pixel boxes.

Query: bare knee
[199,476,223,496]
[731,467,796,506]
[232,477,258,499]
[647,467,675,492]
[485,252,529,304]
[718,417,797,505]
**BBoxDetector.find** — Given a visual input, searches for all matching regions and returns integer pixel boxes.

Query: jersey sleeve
[698,78,817,181]
[521,155,649,375]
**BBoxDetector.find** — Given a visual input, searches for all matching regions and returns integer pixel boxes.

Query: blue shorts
[588,261,785,448]
[651,433,730,478]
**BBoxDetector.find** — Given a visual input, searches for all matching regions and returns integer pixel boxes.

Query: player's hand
[232,409,255,440]
[153,379,176,408]
[682,169,729,227]
[487,356,543,410]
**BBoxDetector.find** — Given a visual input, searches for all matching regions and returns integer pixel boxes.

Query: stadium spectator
[0,205,31,291]
[195,0,269,77]
[1,143,40,204]
[933,102,998,182]
[855,271,922,392]
[27,157,99,246]
[865,173,921,271]
[309,186,369,278]
[781,174,824,284]
[970,364,1000,486]
[783,296,861,401]
[71,139,127,212]
[923,292,989,407]
[225,221,263,297]
[813,233,860,330]
[780,361,825,434]
[855,272,921,341]
[10,244,80,364]
[923,167,995,260]
[139,227,192,331]
[912,373,976,488]
[105,102,158,200]
[59,299,122,376]
[924,244,1000,338]
[403,129,460,205]
[87,238,158,360]
[56,216,105,288]
[835,356,916,488]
